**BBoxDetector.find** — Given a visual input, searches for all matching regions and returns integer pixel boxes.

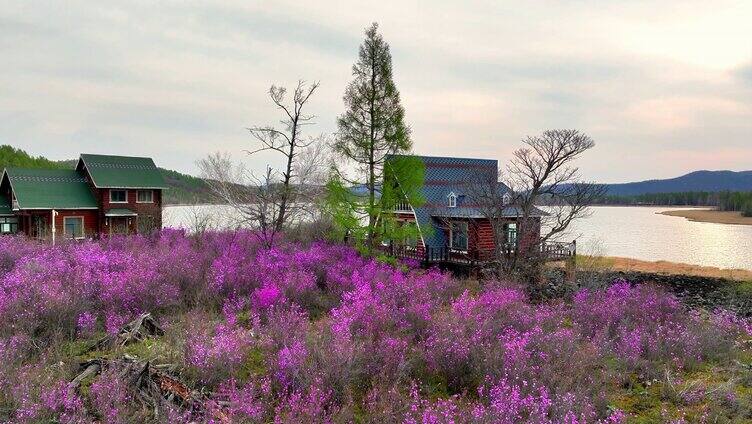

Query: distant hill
[0,145,68,170]
[0,145,216,205]
[604,170,752,196]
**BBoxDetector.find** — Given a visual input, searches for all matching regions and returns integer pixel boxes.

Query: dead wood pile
[68,312,229,422]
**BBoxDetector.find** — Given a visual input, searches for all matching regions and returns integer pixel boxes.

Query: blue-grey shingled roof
[388,155,545,249]
[414,156,495,248]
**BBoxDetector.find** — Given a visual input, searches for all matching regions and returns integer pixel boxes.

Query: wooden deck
[380,240,576,267]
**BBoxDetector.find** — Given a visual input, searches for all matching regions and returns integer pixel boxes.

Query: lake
[563,206,752,270]
[164,205,752,270]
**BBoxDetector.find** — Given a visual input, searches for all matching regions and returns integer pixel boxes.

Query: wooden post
[565,240,577,283]
[51,210,57,246]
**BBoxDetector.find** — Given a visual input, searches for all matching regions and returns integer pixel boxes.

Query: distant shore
[658,208,752,226]
[574,255,752,281]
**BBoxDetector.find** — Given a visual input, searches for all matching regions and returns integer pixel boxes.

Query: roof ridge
[391,154,497,162]
[81,153,154,160]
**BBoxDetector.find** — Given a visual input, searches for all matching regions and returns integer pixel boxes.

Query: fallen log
[68,359,102,390]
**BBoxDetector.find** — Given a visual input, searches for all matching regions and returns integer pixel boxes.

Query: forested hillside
[0,145,216,204]
[604,170,752,196]
[0,145,67,169]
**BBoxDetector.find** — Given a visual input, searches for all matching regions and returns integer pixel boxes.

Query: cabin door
[110,217,130,235]
[31,215,49,240]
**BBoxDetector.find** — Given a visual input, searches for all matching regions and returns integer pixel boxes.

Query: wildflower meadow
[0,230,750,423]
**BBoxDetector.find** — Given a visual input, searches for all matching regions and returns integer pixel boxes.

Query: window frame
[502,192,512,205]
[136,190,154,203]
[0,216,18,234]
[449,221,468,251]
[448,192,457,208]
[63,216,85,240]
[109,189,128,203]
[506,222,518,246]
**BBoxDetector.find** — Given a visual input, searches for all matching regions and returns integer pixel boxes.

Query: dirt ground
[572,255,752,282]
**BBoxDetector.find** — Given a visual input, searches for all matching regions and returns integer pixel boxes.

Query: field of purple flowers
[1,229,751,423]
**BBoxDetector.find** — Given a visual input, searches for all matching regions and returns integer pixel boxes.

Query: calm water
[165,205,752,270]
[563,206,752,270]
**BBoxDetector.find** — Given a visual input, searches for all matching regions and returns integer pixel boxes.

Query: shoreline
[658,209,752,226]
[574,255,752,282]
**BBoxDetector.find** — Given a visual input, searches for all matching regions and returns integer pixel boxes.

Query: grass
[612,364,752,423]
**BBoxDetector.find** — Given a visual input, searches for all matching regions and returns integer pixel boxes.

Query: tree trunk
[276,115,299,232]
[366,51,377,251]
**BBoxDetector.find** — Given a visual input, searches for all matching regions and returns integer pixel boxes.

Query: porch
[380,240,576,267]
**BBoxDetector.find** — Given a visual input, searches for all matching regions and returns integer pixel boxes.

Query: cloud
[1,1,751,182]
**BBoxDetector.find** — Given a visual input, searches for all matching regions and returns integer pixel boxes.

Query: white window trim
[109,189,128,203]
[447,192,457,208]
[63,216,85,240]
[502,192,512,205]
[136,190,154,203]
[449,221,468,251]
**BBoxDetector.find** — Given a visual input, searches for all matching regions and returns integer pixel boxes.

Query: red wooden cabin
[385,155,551,263]
[0,154,167,241]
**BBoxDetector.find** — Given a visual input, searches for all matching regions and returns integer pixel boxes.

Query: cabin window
[449,221,468,251]
[63,217,84,239]
[137,190,154,203]
[502,192,512,205]
[110,189,127,203]
[448,193,457,208]
[506,222,518,245]
[0,217,18,234]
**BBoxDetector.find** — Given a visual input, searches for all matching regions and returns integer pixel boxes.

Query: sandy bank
[659,209,752,226]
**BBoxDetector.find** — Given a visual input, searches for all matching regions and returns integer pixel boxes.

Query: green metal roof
[105,208,138,217]
[3,168,99,210]
[0,201,12,215]
[79,154,168,189]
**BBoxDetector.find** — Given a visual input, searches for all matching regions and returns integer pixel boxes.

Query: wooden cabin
[384,155,571,265]
[0,154,167,241]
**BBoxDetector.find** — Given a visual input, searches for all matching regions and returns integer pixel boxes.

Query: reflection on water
[165,205,752,270]
[563,206,752,270]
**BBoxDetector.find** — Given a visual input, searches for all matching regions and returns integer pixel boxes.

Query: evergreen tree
[329,23,416,249]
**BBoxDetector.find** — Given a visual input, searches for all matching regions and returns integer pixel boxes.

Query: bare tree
[197,144,332,248]
[465,170,517,277]
[197,152,283,248]
[184,205,217,235]
[290,140,333,223]
[469,130,605,282]
[197,81,327,247]
[246,80,321,232]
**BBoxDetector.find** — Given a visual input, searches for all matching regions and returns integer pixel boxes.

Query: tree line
[599,190,752,216]
[718,191,752,216]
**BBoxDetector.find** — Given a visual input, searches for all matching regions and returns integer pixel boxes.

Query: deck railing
[380,240,576,266]
[394,201,412,212]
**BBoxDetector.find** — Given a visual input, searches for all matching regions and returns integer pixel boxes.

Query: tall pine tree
[329,23,420,249]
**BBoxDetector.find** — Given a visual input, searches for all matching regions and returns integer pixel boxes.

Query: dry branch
[91,312,164,351]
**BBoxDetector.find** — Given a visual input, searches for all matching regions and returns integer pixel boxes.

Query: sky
[1,1,751,183]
